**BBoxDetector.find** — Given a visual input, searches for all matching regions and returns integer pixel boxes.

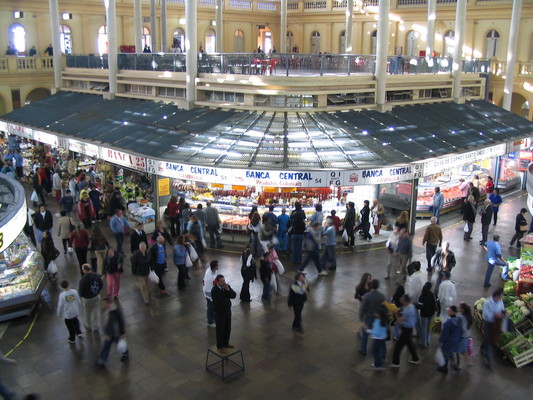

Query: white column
[133,0,142,53]
[106,0,117,95]
[216,0,223,52]
[503,0,522,111]
[280,0,287,53]
[452,0,467,103]
[345,0,354,53]
[150,0,157,52]
[186,0,197,104]
[426,0,436,57]
[161,0,167,52]
[375,0,390,110]
[48,0,62,90]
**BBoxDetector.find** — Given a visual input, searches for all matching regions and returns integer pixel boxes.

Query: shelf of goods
[0,232,46,322]
[518,236,533,294]
[118,181,155,233]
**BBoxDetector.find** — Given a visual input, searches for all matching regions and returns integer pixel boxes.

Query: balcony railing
[64,53,492,77]
[0,56,55,73]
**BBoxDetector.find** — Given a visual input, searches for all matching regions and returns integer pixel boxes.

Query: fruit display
[507,300,530,325]
[504,281,518,296]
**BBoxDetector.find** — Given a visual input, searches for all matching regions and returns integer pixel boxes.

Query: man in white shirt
[203,260,219,328]
[405,262,426,301]
[437,271,457,321]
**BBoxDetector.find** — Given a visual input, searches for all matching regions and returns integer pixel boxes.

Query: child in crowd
[57,280,82,344]
[366,306,389,369]
[260,256,272,304]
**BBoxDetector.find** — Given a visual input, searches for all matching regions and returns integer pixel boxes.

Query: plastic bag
[430,317,442,334]
[185,254,193,268]
[67,247,74,255]
[188,245,198,262]
[117,337,128,354]
[47,261,58,274]
[463,223,469,233]
[274,259,285,275]
[466,337,475,358]
[342,229,349,242]
[434,347,445,366]
[201,238,207,249]
[30,190,39,202]
[148,270,159,285]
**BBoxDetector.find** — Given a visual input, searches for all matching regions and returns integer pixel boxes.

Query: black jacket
[241,252,256,281]
[344,208,356,229]
[103,308,126,338]
[463,202,476,223]
[131,249,151,276]
[469,186,480,202]
[259,259,272,282]
[130,230,148,253]
[288,285,308,308]
[32,210,53,232]
[78,273,103,299]
[480,204,493,225]
[211,284,236,315]
[289,209,306,234]
[360,205,370,224]
[515,213,528,232]
[103,253,123,274]
[418,290,438,318]
[152,229,172,245]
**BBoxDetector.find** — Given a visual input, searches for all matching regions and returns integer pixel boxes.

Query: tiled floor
[1,187,532,399]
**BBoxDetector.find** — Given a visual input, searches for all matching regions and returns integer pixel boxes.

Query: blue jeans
[359,316,374,354]
[481,321,494,363]
[277,230,288,251]
[291,234,304,264]
[98,337,129,365]
[114,232,124,254]
[420,316,433,347]
[433,207,441,224]
[206,298,215,324]
[262,280,271,302]
[301,249,322,272]
[36,229,44,243]
[372,339,387,367]
[320,245,336,269]
[484,260,506,286]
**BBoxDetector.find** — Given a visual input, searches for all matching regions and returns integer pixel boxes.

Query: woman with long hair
[395,211,409,231]
[418,282,437,348]
[354,272,372,301]
[366,306,389,369]
[248,211,263,259]
[456,302,474,368]
[41,230,59,281]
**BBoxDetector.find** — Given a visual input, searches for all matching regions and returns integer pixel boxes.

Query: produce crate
[515,319,533,336]
[504,342,533,368]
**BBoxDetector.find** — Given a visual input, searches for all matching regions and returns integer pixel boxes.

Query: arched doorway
[9,23,26,53]
[340,30,346,53]
[509,93,530,118]
[60,25,72,54]
[371,30,377,54]
[25,88,51,105]
[405,30,418,57]
[234,30,244,52]
[443,30,454,58]
[311,31,320,53]
[97,25,108,55]
[257,27,272,53]
[142,27,151,51]
[173,28,185,52]
[205,29,216,53]
[286,31,294,53]
[485,30,500,58]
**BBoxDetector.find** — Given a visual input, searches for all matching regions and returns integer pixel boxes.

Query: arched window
[286,31,294,52]
[340,30,346,53]
[60,25,72,54]
[205,29,216,53]
[405,30,418,57]
[371,30,377,55]
[234,30,244,53]
[9,23,26,53]
[485,30,500,58]
[98,26,108,55]
[311,31,321,53]
[443,30,455,58]
[173,28,185,52]
[142,27,151,50]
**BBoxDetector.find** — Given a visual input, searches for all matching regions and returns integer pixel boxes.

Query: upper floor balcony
[0,56,55,74]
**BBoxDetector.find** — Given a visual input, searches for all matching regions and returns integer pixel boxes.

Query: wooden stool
[205,346,245,380]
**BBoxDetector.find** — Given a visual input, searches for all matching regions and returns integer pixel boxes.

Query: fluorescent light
[62,12,72,20]
[14,11,23,19]
[179,18,186,24]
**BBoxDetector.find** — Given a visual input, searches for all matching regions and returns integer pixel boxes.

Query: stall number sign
[100,147,146,172]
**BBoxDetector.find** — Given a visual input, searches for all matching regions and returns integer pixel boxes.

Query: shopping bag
[434,347,445,366]
[274,259,285,275]
[463,223,469,233]
[466,337,475,358]
[47,261,58,274]
[342,229,349,242]
[67,247,74,255]
[430,317,442,334]
[148,270,159,285]
[30,190,39,202]
[188,245,199,262]
[117,337,128,354]
[201,238,207,249]
[185,254,193,268]
[271,274,278,292]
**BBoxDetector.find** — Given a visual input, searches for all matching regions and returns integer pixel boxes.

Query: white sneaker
[299,270,307,275]
[318,271,328,276]
[208,323,216,328]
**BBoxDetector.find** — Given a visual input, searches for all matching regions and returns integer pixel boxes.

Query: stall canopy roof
[2,92,532,169]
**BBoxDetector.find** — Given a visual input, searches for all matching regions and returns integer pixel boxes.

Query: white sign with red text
[100,147,147,172]
[68,139,99,157]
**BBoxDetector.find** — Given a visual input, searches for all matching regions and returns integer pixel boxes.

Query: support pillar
[186,0,197,105]
[150,0,157,52]
[452,0,467,103]
[216,0,223,52]
[106,0,118,96]
[48,0,62,90]
[409,178,419,236]
[426,0,436,57]
[161,0,168,52]
[375,0,391,111]
[280,0,287,53]
[503,0,522,111]
[133,0,142,53]
[345,0,354,53]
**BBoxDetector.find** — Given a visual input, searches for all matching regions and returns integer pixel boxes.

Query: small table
[205,346,245,380]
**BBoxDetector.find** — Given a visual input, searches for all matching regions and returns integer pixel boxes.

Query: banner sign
[68,139,99,157]
[33,130,58,147]
[6,123,33,139]
[155,160,231,184]
[339,165,423,186]
[100,147,147,172]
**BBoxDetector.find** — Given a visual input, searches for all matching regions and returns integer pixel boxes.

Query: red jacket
[69,229,90,248]
[167,200,179,218]
[77,199,96,220]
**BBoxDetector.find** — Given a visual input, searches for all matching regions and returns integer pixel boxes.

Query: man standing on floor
[463,195,476,241]
[391,294,420,368]
[321,218,337,271]
[211,274,237,353]
[468,183,480,209]
[150,236,168,295]
[109,210,130,254]
[360,200,372,242]
[203,261,219,328]
[482,235,507,288]
[130,222,148,254]
[422,216,442,273]
[276,207,290,251]
[131,242,151,304]
[395,228,412,280]
[359,279,386,355]
[205,201,224,249]
[432,187,444,225]
[480,289,505,368]
[32,204,53,244]
[479,199,493,245]
[300,222,328,276]
[78,263,103,332]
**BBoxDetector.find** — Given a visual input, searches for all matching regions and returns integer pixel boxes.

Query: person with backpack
[240,244,256,302]
[437,305,462,373]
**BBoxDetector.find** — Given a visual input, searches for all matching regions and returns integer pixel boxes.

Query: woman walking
[173,235,188,290]
[70,224,90,274]
[288,272,309,333]
[41,230,59,281]
[248,212,263,259]
[77,190,96,229]
[417,282,437,348]
[240,244,256,302]
[57,210,75,254]
[456,302,474,368]
[167,195,179,237]
[354,273,372,301]
[97,298,129,367]
[103,247,123,299]
[187,214,205,266]
[152,220,172,247]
